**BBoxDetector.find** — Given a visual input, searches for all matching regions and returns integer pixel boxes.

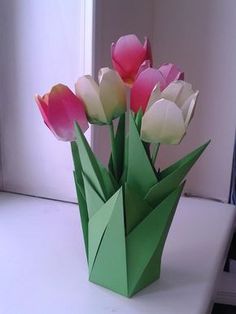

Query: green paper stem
[109,122,118,180]
[134,108,143,133]
[151,143,160,165]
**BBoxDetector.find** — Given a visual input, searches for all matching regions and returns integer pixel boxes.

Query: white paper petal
[161,80,194,109]
[98,67,110,84]
[99,68,126,122]
[182,91,199,127]
[141,99,186,144]
[145,84,162,111]
[75,75,107,123]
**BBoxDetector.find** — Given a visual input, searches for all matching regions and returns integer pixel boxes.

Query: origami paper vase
[71,116,209,297]
[88,183,184,297]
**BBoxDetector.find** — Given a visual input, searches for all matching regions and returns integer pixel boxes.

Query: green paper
[97,159,117,196]
[108,114,126,181]
[134,108,143,133]
[71,116,210,298]
[75,123,106,198]
[71,141,85,198]
[124,184,153,234]
[160,140,211,180]
[89,188,128,296]
[127,182,185,296]
[127,114,157,196]
[88,191,119,272]
[82,172,105,219]
[75,123,116,200]
[145,141,210,207]
[73,172,89,259]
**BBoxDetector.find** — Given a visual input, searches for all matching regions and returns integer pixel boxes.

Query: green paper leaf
[73,172,89,260]
[120,134,129,184]
[145,141,210,207]
[82,172,105,219]
[108,114,126,181]
[127,114,157,196]
[97,159,118,196]
[88,190,119,272]
[134,108,143,133]
[75,123,116,200]
[71,141,85,197]
[127,182,185,297]
[89,188,128,296]
[124,184,153,234]
[75,123,106,198]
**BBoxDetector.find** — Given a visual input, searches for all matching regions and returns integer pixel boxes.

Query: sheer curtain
[0,0,93,202]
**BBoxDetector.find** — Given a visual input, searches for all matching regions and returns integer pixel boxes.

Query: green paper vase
[71,115,209,297]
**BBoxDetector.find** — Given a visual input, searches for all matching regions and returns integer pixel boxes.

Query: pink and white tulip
[111,34,152,85]
[141,80,199,144]
[130,63,184,113]
[75,67,126,124]
[35,84,88,141]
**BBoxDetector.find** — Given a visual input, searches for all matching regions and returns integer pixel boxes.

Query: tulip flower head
[111,34,152,85]
[35,84,88,141]
[75,67,126,124]
[130,63,184,113]
[141,80,199,144]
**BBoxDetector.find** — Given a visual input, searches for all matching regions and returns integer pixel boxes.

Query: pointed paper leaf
[75,123,106,199]
[89,188,128,296]
[88,190,120,272]
[71,141,84,196]
[160,140,210,179]
[120,134,129,184]
[145,141,210,207]
[75,123,117,201]
[73,172,89,260]
[127,183,184,296]
[124,184,153,234]
[97,159,117,197]
[82,173,105,219]
[127,114,157,196]
[108,114,126,180]
[134,108,143,133]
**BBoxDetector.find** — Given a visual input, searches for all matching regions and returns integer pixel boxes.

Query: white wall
[0,0,93,201]
[153,0,236,202]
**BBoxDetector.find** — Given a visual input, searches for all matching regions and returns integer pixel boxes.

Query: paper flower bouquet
[35,34,209,297]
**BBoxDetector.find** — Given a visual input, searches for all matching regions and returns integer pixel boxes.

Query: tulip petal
[146,84,162,111]
[182,91,199,126]
[135,59,151,79]
[75,76,107,124]
[130,68,165,113]
[35,94,50,127]
[141,99,186,144]
[161,80,194,109]
[48,84,88,141]
[158,63,184,86]
[99,68,126,123]
[112,34,146,83]
[143,37,153,66]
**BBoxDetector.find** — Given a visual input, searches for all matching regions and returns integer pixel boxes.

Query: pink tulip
[158,63,184,86]
[111,34,152,85]
[35,84,88,141]
[130,64,184,113]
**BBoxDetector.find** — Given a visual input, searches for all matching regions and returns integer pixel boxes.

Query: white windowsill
[0,192,235,314]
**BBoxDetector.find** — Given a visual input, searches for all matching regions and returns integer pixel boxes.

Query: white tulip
[141,80,199,144]
[75,68,126,124]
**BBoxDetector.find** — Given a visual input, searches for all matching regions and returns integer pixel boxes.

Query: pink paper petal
[130,68,165,113]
